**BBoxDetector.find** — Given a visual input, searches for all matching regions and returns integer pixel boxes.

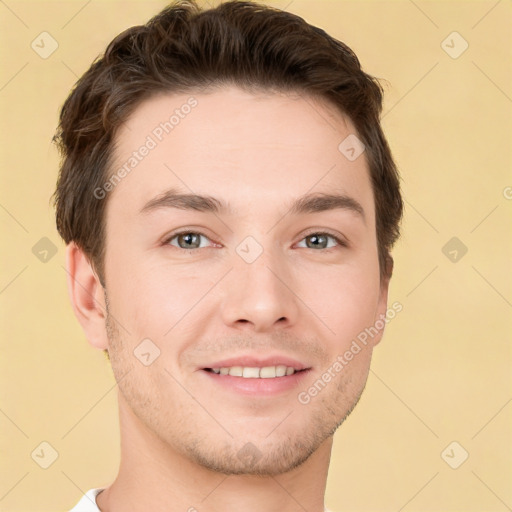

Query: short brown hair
[53,0,403,284]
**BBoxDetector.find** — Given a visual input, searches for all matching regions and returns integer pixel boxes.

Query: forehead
[107,86,374,220]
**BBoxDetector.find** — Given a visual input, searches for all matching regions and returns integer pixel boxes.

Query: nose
[220,244,300,332]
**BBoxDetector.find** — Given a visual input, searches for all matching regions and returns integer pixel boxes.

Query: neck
[97,391,332,512]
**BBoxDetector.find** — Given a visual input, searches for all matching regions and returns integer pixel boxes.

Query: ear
[65,242,109,350]
[370,255,393,347]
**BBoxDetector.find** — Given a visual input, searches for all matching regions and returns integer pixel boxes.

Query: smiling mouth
[203,366,309,379]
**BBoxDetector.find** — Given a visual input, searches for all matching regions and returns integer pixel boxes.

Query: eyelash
[162,230,348,252]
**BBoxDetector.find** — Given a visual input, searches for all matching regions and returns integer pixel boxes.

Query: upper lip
[201,354,311,371]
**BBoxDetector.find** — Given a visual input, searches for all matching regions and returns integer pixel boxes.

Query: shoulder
[68,488,104,512]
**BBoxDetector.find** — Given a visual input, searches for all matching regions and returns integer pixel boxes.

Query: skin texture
[67,86,390,512]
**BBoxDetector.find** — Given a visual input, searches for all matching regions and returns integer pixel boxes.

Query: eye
[165,231,213,250]
[163,230,347,252]
[296,232,346,250]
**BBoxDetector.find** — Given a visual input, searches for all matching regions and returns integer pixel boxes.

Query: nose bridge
[220,233,299,331]
[236,235,282,288]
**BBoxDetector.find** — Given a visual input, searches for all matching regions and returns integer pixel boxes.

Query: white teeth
[228,366,243,377]
[259,366,276,378]
[209,365,299,378]
[242,367,260,378]
[276,365,287,377]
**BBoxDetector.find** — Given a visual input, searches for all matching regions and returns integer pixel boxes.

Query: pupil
[308,234,325,249]
[182,233,198,248]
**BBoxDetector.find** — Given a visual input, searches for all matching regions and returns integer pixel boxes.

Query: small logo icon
[441,441,469,469]
[134,338,161,366]
[31,441,59,469]
[441,32,468,59]
[32,237,58,263]
[338,134,365,161]
[237,442,263,468]
[236,236,263,264]
[442,237,468,263]
[31,32,59,59]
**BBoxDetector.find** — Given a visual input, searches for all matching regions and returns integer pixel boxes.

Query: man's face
[102,86,389,475]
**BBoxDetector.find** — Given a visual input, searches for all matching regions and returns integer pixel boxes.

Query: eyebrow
[140,187,365,221]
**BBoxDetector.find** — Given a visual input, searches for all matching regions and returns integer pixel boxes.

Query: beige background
[1,1,510,511]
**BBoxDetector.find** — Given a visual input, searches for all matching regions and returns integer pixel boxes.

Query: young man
[54,1,403,510]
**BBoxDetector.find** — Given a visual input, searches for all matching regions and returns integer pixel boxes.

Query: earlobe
[65,242,109,350]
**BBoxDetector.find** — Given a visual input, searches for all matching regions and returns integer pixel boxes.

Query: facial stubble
[104,290,369,477]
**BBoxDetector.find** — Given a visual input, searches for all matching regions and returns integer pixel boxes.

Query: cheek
[105,237,381,352]
[107,255,218,342]
[307,264,380,340]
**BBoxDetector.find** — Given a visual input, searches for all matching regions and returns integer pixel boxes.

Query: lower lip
[201,369,311,396]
